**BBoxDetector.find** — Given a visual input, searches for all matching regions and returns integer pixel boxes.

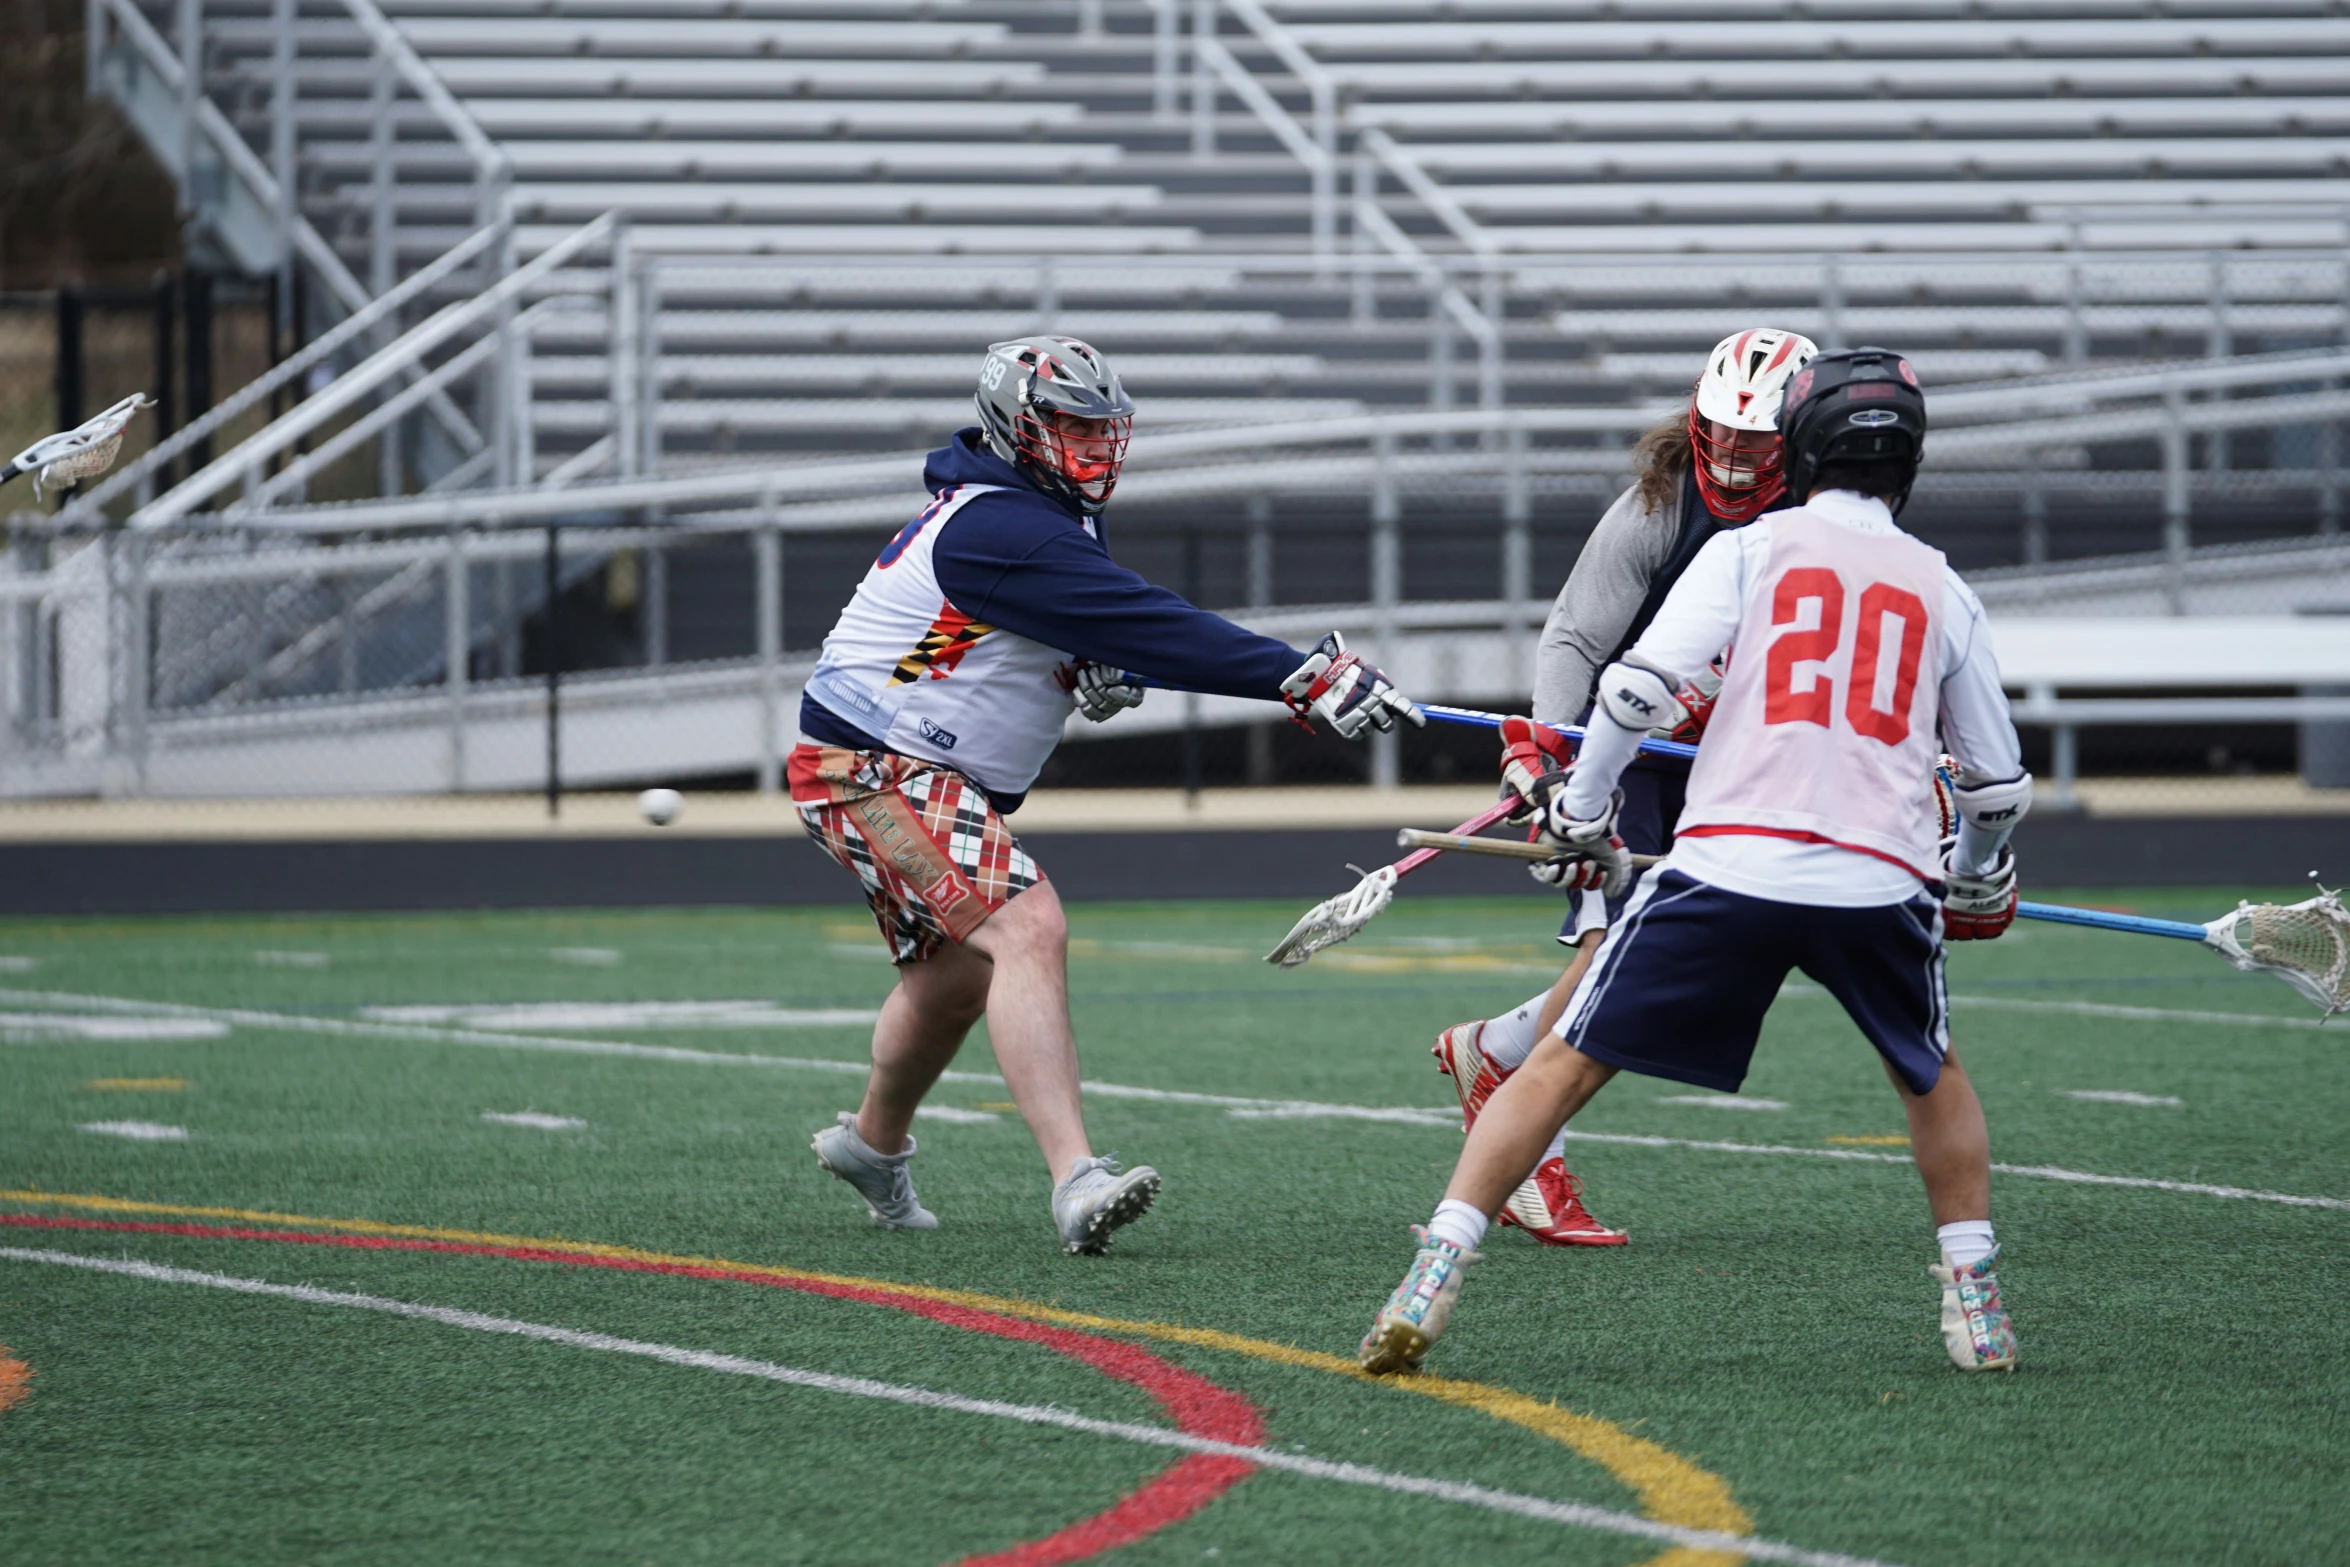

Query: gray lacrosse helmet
[973,336,1136,515]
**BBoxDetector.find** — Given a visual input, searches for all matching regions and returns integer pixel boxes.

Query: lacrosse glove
[1071,661,1146,723]
[1280,632,1424,740]
[1940,838,2018,941]
[1528,780,1632,898]
[1498,715,1574,825]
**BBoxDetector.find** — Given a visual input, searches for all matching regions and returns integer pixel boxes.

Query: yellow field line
[2,1186,1750,1565]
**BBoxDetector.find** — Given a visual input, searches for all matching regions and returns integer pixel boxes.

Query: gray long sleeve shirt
[1531,481,1683,725]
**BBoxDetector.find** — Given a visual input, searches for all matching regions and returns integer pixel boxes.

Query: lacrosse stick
[2016,888,2350,1017]
[1260,719,1697,968]
[0,395,154,499]
[1418,704,1700,762]
[1396,829,1659,871]
[1393,831,2350,1018]
[1264,799,1517,968]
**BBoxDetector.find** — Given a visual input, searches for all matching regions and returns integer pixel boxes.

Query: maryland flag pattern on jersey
[888,602,997,687]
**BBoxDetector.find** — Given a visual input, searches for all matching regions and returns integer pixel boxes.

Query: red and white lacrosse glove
[1661,657,1728,745]
[1280,631,1424,740]
[1940,839,2018,941]
[1498,714,1575,825]
[1527,781,1631,898]
[1070,661,1145,723]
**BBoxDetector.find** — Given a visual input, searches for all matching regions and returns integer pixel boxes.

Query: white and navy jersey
[1572,489,2022,908]
[802,431,1302,809]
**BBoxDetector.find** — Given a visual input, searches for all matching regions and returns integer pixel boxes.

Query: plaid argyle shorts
[788,744,1044,965]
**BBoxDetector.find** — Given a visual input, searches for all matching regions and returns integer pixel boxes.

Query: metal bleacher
[8,0,2347,798]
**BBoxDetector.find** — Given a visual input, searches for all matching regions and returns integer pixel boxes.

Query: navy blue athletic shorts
[1557,755,1689,941]
[1559,868,1951,1096]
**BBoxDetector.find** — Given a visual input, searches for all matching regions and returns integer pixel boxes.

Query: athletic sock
[1540,1129,1567,1165]
[1479,988,1556,1073]
[1427,1198,1489,1254]
[1936,1219,1997,1269]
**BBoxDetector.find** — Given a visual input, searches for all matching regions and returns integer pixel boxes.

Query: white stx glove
[1279,631,1424,740]
[1526,780,1632,898]
[1071,661,1145,723]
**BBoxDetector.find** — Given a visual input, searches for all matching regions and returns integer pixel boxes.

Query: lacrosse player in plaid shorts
[1361,349,2033,1375]
[796,336,1421,1255]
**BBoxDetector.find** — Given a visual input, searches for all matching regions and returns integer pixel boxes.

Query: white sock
[1479,988,1555,1073]
[1427,1198,1489,1253]
[1540,1128,1567,1165]
[1937,1219,1997,1269]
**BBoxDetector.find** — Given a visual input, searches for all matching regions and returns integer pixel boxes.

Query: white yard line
[2062,1090,2185,1108]
[481,1111,587,1130]
[5,986,2342,1215]
[79,1121,189,1141]
[1657,1096,1790,1112]
[0,1246,1901,1567]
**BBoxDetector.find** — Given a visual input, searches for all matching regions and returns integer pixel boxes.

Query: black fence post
[151,271,177,480]
[545,523,562,819]
[184,270,214,469]
[54,287,83,432]
[1181,525,1203,799]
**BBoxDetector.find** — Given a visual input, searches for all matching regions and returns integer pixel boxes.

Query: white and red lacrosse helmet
[1687,327,1818,522]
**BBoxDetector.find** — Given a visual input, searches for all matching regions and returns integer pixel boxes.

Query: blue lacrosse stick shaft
[1415,703,1701,763]
[2014,902,2208,940]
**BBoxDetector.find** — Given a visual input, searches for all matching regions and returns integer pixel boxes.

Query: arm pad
[1952,771,2033,877]
[1594,654,1688,736]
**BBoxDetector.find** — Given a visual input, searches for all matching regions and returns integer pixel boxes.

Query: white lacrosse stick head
[1264,863,1399,968]
[3,394,153,499]
[2202,887,2350,1015]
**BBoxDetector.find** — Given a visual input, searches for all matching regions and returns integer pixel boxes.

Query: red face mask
[1687,408,1787,521]
[1015,407,1133,508]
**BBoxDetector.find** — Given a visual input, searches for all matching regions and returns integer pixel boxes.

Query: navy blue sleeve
[931,493,1302,701]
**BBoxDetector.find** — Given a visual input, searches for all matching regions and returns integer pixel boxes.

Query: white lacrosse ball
[637,788,684,827]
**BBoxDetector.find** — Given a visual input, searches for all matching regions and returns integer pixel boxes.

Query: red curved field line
[0,1213,1259,1565]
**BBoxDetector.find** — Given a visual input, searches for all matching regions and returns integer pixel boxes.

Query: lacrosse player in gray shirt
[1430,328,1818,1247]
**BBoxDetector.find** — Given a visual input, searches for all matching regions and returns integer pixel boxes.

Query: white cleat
[1053,1154,1160,1255]
[811,1112,939,1230]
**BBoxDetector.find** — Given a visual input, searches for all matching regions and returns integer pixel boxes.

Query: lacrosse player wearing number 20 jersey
[1359,348,2033,1377]
[795,336,1421,1257]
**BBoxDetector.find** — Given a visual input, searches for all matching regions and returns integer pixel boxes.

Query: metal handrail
[75,358,2346,537]
[54,220,507,522]
[132,213,619,526]
[89,0,488,467]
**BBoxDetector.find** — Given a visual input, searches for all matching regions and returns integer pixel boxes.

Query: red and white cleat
[1434,1022,1629,1247]
[1503,1158,1629,1247]
[1432,1019,1510,1131]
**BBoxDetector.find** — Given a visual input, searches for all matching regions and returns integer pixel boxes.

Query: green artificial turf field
[0,890,2344,1566]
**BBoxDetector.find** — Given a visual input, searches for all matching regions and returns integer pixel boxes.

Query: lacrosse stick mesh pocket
[2206,891,2350,1014]
[37,432,126,496]
[1265,864,1397,968]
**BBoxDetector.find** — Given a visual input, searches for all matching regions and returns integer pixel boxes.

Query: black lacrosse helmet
[1777,346,1928,515]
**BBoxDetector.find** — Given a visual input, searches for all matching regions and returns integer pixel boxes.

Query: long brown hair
[1631,402,1693,514]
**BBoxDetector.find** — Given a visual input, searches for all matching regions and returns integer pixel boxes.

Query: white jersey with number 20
[1623,489,2023,907]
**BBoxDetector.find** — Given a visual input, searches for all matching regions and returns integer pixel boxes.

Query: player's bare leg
[1889,1047,2015,1371]
[1433,928,1625,1245]
[1889,1047,1991,1226]
[959,879,1091,1178]
[1443,1033,1619,1214]
[1361,1034,1618,1372]
[1532,929,1604,1039]
[853,942,991,1158]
